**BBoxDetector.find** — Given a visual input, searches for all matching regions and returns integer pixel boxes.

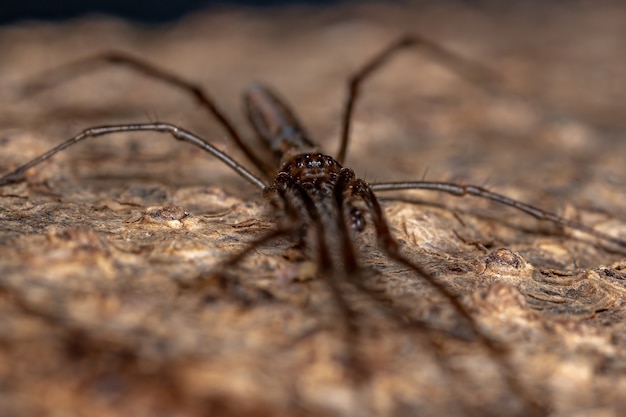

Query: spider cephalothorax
[280,153,342,191]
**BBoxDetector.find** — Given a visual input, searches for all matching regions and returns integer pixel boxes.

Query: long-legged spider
[1,34,625,416]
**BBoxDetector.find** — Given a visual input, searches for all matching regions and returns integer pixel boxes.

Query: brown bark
[1,2,626,416]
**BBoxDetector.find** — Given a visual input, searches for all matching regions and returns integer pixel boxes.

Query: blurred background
[2,0,345,24]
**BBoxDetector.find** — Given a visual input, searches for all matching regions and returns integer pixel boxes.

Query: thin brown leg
[0,123,267,189]
[352,179,548,416]
[274,173,355,322]
[333,167,497,416]
[19,52,274,176]
[337,34,499,164]
[371,180,626,249]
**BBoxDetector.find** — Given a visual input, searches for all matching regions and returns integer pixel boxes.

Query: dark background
[0,0,344,24]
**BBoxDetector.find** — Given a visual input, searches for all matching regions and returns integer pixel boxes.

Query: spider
[1,34,624,416]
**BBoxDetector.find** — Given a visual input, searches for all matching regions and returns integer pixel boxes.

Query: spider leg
[0,123,267,189]
[332,168,360,273]
[274,173,373,384]
[18,51,274,176]
[338,33,499,164]
[333,168,464,335]
[351,178,548,416]
[334,168,445,333]
[334,168,494,341]
[332,167,505,416]
[371,180,626,249]
[355,179,489,334]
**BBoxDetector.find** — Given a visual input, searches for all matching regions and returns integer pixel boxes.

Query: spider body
[274,152,348,220]
[242,83,340,188]
[245,82,367,240]
[245,82,317,164]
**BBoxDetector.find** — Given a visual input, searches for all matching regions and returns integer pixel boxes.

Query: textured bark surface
[1,2,626,416]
